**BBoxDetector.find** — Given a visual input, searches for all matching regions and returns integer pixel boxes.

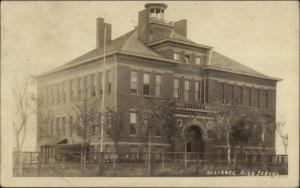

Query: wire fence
[13,151,288,176]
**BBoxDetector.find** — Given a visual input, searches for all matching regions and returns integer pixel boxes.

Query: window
[184,80,190,101]
[104,145,115,152]
[184,55,191,64]
[143,110,151,133]
[106,71,112,94]
[56,83,61,104]
[173,78,180,99]
[173,53,180,61]
[129,112,137,136]
[225,84,234,102]
[237,86,243,105]
[40,87,44,105]
[256,89,260,108]
[98,72,103,96]
[155,146,163,153]
[49,85,52,104]
[155,74,162,97]
[50,119,54,136]
[130,71,138,94]
[51,85,55,104]
[106,111,113,130]
[91,74,96,97]
[90,122,96,136]
[62,82,66,103]
[69,80,74,102]
[219,82,225,103]
[245,87,251,106]
[62,117,66,136]
[84,76,88,98]
[69,116,73,136]
[155,127,162,137]
[195,81,201,102]
[130,145,139,159]
[143,110,150,121]
[46,86,49,105]
[150,8,155,18]
[263,90,268,109]
[143,72,150,95]
[56,118,60,137]
[77,78,81,100]
[130,145,138,153]
[195,57,201,65]
[43,120,48,136]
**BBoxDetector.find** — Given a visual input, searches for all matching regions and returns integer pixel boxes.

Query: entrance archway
[184,125,205,153]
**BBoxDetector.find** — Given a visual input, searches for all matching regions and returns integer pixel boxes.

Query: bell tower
[138,3,169,43]
[145,3,167,20]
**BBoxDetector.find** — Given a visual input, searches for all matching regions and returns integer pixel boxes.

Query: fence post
[162,152,164,169]
[37,157,40,177]
[184,143,187,168]
[30,152,33,164]
[98,152,103,176]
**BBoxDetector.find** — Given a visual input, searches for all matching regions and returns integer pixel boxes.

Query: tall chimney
[96,18,112,48]
[138,9,150,43]
[174,19,187,37]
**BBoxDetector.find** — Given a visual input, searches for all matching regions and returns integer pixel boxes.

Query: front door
[184,125,205,153]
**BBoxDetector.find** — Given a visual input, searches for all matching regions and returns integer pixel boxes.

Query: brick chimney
[96,17,111,48]
[138,9,150,43]
[174,19,187,37]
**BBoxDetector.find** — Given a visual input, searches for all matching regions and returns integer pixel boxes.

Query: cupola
[144,3,167,20]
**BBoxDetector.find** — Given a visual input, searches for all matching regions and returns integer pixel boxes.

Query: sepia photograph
[1,1,299,187]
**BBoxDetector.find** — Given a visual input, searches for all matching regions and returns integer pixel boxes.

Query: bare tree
[208,98,241,164]
[33,95,54,147]
[141,98,176,173]
[244,108,274,166]
[12,74,35,175]
[105,108,126,168]
[276,120,288,155]
[72,88,100,170]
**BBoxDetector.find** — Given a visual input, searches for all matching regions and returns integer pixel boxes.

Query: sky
[1,1,299,155]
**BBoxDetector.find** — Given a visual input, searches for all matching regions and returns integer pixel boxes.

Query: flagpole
[100,27,107,152]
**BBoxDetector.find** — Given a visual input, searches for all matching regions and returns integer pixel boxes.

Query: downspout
[201,69,207,105]
[100,27,107,153]
[203,49,212,105]
[114,54,118,112]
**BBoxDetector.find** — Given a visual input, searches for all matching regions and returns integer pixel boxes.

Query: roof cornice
[34,51,116,78]
[146,38,213,50]
[116,50,179,65]
[203,66,282,82]
[34,50,178,79]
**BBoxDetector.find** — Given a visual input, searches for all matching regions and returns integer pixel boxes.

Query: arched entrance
[184,125,205,153]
